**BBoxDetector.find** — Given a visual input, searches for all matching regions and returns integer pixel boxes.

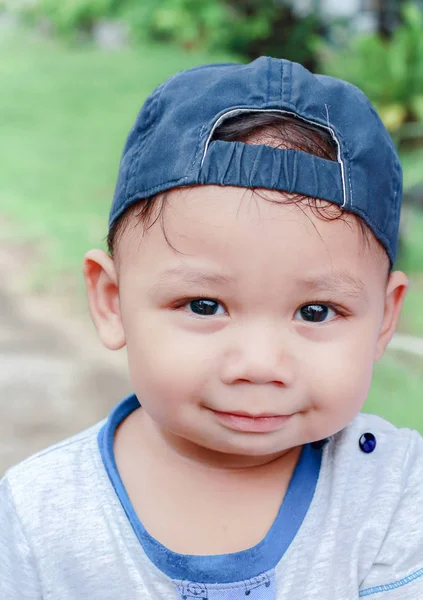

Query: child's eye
[186,298,226,316]
[294,303,337,324]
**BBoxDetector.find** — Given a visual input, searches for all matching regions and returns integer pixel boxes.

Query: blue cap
[109,56,402,265]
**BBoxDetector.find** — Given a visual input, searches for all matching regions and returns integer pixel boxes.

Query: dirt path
[0,246,131,475]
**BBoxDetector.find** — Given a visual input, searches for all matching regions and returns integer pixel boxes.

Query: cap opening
[202,108,347,209]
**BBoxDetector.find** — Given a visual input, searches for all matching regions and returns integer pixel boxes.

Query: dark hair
[107,112,372,260]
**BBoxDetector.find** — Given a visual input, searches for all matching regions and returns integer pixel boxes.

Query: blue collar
[98,394,322,584]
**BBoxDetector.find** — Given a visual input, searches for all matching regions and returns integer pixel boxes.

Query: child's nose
[219,325,295,388]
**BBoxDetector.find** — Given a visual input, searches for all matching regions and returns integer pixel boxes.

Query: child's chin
[212,436,294,459]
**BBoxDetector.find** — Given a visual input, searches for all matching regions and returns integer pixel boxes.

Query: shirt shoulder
[331,413,423,598]
[3,420,106,533]
[0,420,110,598]
[0,418,177,599]
[329,411,417,480]
[328,411,423,521]
[336,410,412,445]
[5,419,104,485]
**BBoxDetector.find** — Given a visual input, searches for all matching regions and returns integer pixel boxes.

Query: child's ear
[83,249,125,350]
[375,270,409,361]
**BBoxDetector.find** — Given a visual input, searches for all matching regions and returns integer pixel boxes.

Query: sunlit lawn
[366,351,423,432]
[1,28,422,432]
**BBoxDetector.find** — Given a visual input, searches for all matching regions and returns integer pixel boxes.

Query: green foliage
[121,0,228,49]
[124,0,323,67]
[0,0,31,13]
[17,0,121,36]
[10,0,323,67]
[224,1,323,66]
[318,3,423,134]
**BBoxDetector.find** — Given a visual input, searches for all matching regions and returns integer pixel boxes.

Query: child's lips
[211,409,292,433]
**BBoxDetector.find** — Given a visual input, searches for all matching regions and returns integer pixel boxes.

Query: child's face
[87,185,407,461]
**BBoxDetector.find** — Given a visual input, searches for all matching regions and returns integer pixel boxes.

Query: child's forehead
[144,185,359,242]
[118,186,387,283]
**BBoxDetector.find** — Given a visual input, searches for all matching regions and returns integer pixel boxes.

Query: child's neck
[114,407,302,555]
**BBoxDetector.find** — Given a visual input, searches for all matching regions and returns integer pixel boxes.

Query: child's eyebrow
[151,267,367,299]
[152,267,233,289]
[298,271,368,300]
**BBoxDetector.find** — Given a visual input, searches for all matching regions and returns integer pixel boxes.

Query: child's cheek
[124,315,211,411]
[304,333,376,436]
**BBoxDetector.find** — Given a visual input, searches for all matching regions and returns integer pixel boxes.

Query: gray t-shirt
[1,395,423,599]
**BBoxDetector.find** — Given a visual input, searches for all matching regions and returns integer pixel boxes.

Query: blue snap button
[359,433,376,453]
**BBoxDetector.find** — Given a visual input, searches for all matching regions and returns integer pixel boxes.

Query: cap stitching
[321,103,349,209]
[190,122,207,176]
[393,158,402,221]
[345,142,353,209]
[390,164,401,252]
[279,60,282,104]
[366,101,401,234]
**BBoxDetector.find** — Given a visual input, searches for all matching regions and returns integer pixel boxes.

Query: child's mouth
[211,410,292,433]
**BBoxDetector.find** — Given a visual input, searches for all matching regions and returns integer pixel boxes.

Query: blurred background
[0,0,422,473]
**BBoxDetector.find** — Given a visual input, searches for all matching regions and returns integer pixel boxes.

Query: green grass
[397,208,423,274]
[401,147,423,189]
[399,274,423,338]
[365,350,423,432]
[396,208,423,338]
[1,28,422,433]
